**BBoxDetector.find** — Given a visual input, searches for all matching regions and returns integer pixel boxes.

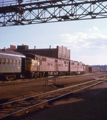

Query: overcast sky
[1,17,107,65]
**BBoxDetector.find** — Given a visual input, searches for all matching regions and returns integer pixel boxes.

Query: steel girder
[0,0,107,27]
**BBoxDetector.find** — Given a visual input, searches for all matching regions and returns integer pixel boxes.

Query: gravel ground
[17,78,107,120]
[0,72,107,104]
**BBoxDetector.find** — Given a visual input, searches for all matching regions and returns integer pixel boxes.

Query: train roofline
[0,52,25,58]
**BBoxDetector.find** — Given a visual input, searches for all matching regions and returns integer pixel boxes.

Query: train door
[37,57,40,71]
[55,59,58,71]
[21,58,25,74]
[37,61,40,71]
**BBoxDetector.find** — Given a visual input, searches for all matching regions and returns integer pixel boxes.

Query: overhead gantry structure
[0,0,107,27]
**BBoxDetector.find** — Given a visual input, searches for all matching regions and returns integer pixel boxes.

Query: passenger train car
[0,49,25,80]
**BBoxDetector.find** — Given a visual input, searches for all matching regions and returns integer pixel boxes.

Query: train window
[18,60,21,65]
[17,60,19,65]
[2,58,5,64]
[10,59,13,64]
[55,60,57,63]
[13,59,15,65]
[6,59,9,64]
[63,54,66,58]
[59,53,62,58]
[42,58,46,61]
[15,60,17,65]
[17,60,20,65]
[48,63,50,66]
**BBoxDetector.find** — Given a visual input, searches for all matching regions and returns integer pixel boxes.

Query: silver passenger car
[0,49,25,80]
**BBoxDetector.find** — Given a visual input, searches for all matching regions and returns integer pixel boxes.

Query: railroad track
[0,72,106,86]
[0,78,106,120]
[0,77,45,86]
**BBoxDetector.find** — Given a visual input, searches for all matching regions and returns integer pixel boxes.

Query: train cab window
[6,59,9,64]
[2,58,5,64]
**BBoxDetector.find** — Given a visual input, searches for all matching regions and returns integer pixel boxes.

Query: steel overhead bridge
[0,0,107,27]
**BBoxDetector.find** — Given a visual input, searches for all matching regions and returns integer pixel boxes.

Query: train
[0,48,86,80]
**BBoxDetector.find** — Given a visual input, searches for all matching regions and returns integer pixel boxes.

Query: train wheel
[42,72,45,77]
[5,76,15,81]
[34,73,37,79]
[58,72,61,76]
[39,73,43,78]
[16,74,23,79]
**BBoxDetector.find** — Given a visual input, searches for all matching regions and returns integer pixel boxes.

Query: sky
[1,17,107,65]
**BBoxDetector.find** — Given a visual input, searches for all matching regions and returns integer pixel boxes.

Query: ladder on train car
[45,76,56,86]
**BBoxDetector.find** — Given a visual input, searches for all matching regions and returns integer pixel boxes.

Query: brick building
[14,45,70,60]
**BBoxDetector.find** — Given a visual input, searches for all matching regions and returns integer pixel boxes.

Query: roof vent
[34,46,36,49]
[2,47,6,51]
[49,45,51,49]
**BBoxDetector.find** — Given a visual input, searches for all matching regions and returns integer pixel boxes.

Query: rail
[0,78,106,120]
